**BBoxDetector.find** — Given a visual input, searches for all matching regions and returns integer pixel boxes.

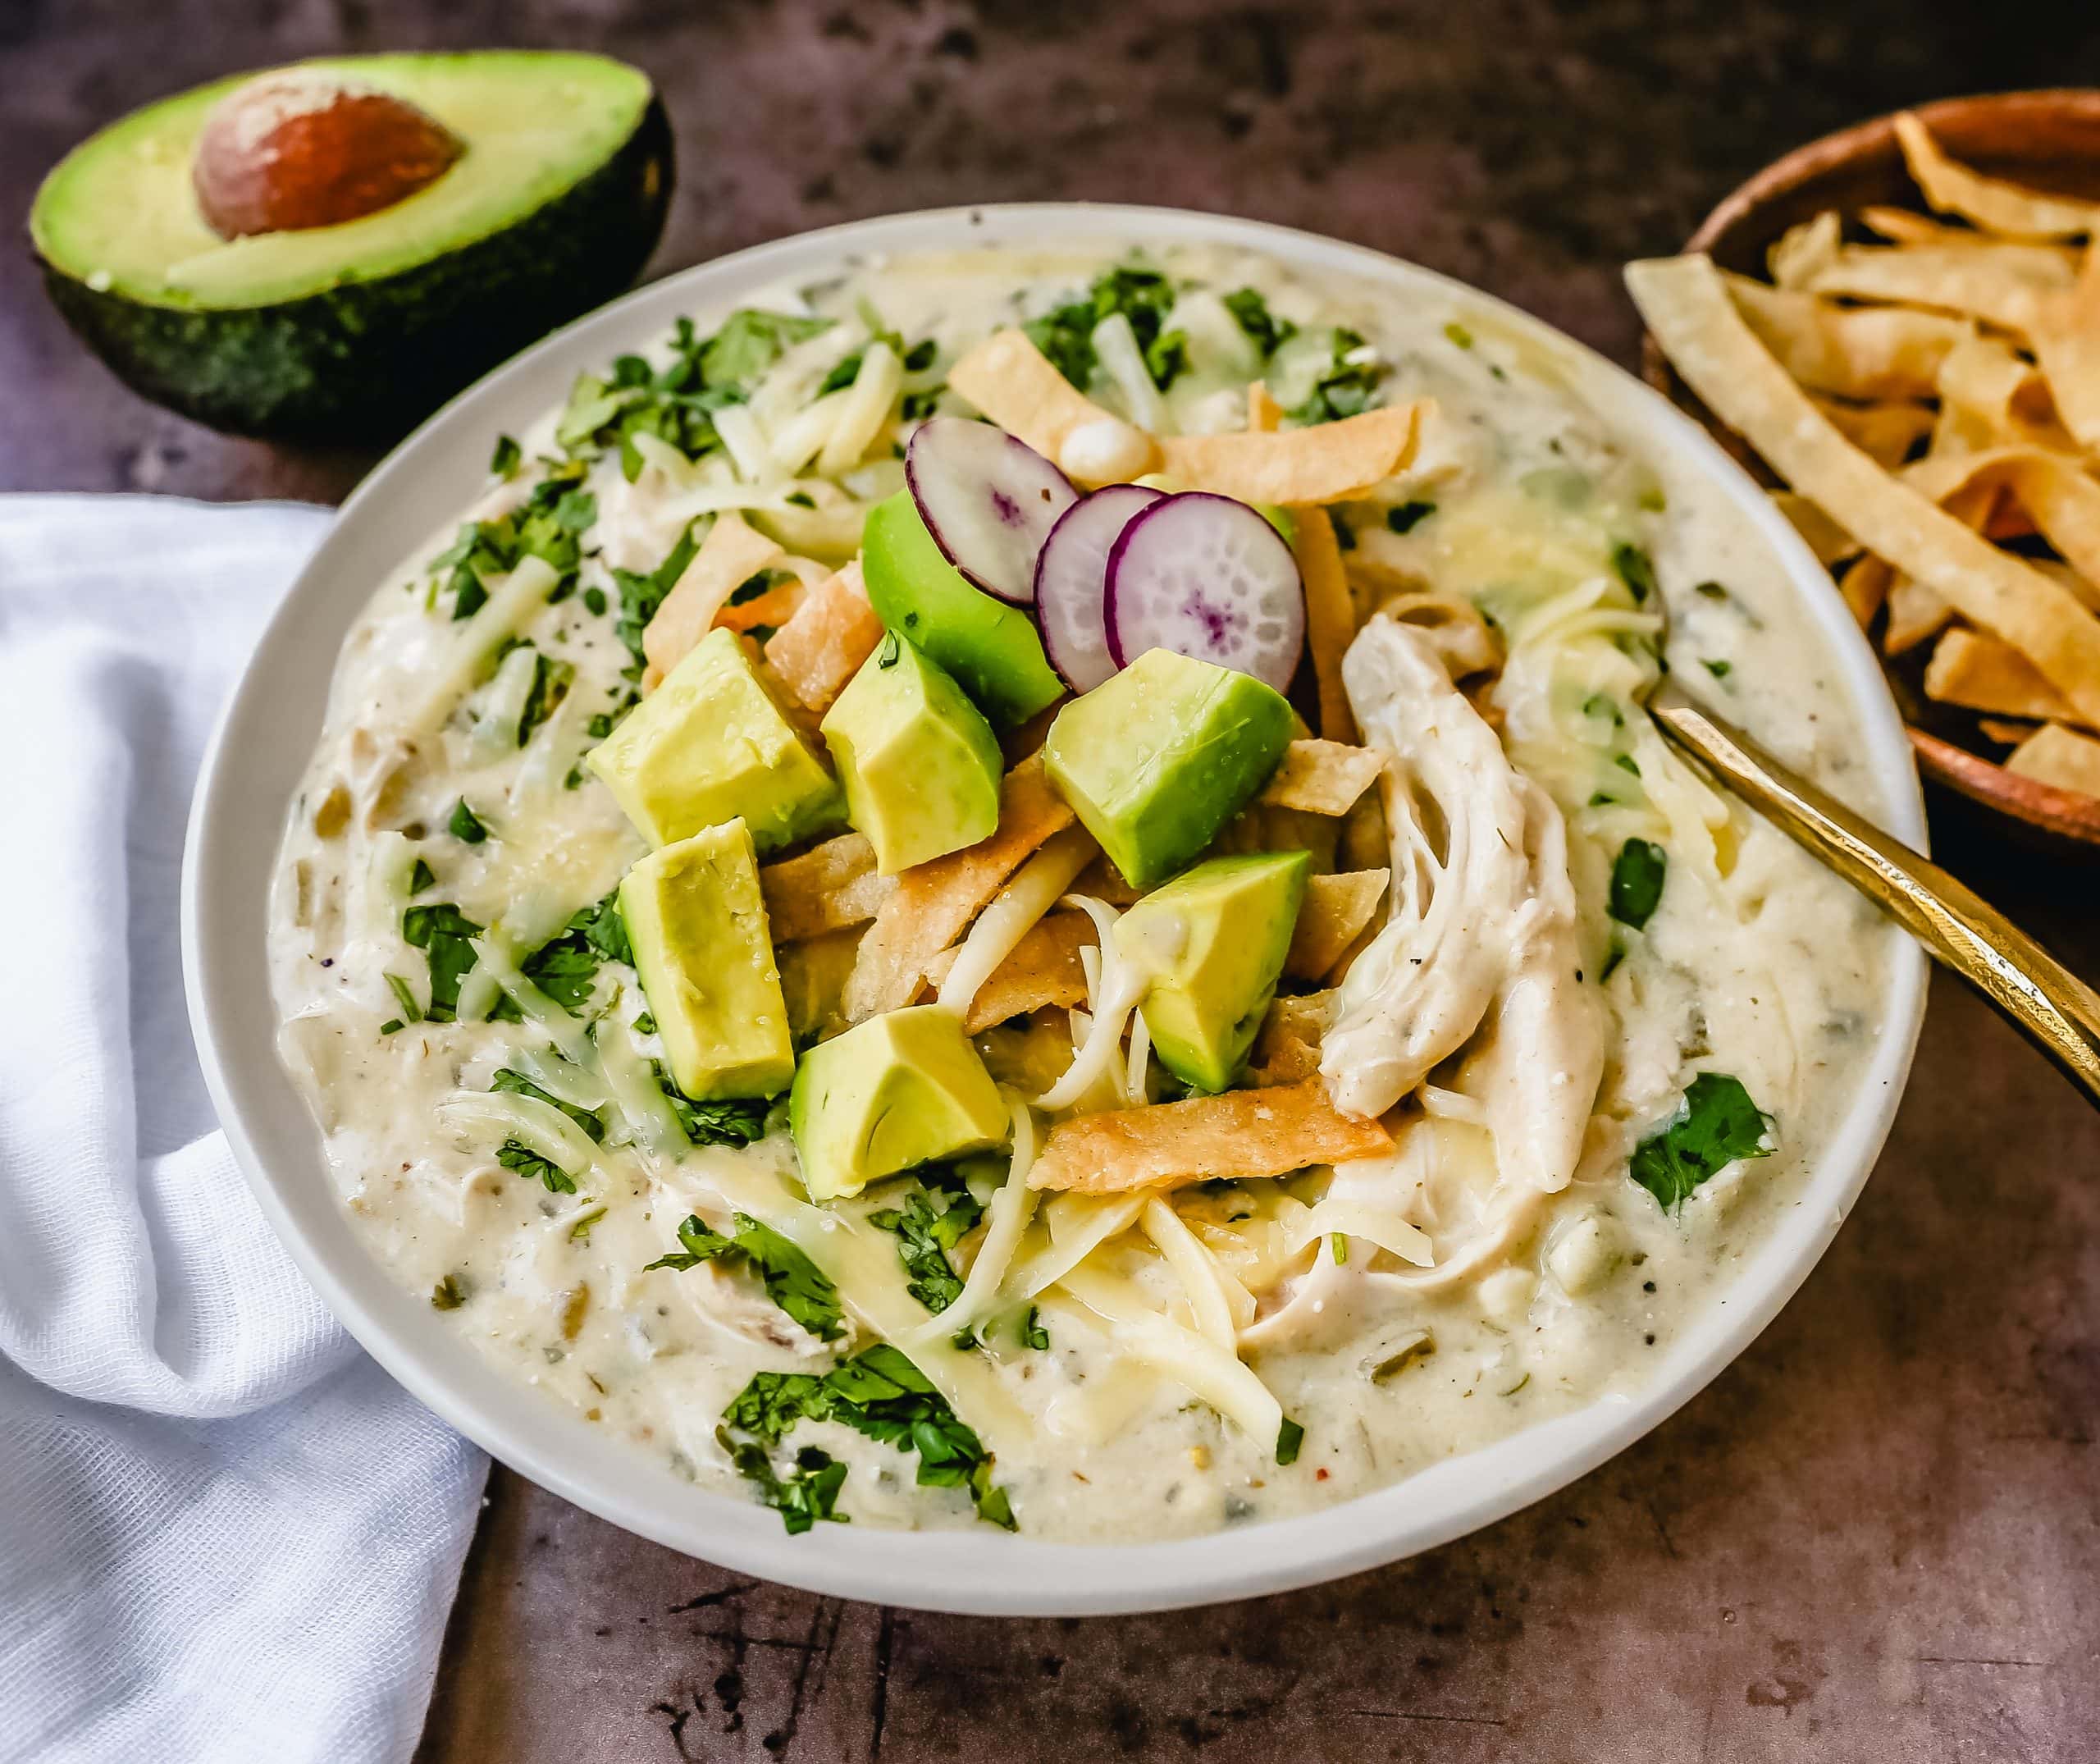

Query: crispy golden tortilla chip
[1247,380,1285,433]
[1932,333,2066,456]
[1627,254,2100,729]
[1290,506,1358,741]
[778,926,865,1043]
[1026,1079,1392,1195]
[921,909,1094,1032]
[1838,554,1892,630]
[1768,210,1842,288]
[1244,994,1329,1087]
[759,832,895,943]
[842,756,1076,1019]
[947,328,1144,465]
[1858,204,1983,247]
[761,561,883,716]
[2031,248,2100,452]
[641,513,784,691]
[1924,627,2082,724]
[1905,445,2100,586]
[1978,717,2039,746]
[1801,243,2074,334]
[1285,869,1389,980]
[2006,721,2100,799]
[1259,739,1386,815]
[1882,574,1952,654]
[1810,396,1937,468]
[1159,402,1424,506]
[1773,490,1863,568]
[1725,273,1970,402]
[1894,112,2100,242]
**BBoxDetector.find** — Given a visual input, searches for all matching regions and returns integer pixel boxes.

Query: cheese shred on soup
[270,244,1897,1542]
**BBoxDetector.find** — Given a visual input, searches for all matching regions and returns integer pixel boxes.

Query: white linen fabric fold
[0,496,486,1764]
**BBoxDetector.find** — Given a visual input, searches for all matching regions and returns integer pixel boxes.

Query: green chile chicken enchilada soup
[269,244,1898,1541]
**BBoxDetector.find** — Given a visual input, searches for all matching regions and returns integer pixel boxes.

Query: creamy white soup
[269,243,1898,1542]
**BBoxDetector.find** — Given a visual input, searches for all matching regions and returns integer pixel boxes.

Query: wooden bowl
[1641,89,2100,849]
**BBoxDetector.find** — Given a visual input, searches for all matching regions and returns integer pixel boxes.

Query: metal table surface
[5,3,2095,1757]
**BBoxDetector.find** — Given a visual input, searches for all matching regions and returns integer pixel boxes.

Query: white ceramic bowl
[182,204,1929,1616]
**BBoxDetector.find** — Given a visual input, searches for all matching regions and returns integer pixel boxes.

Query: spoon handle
[1648,685,2100,1105]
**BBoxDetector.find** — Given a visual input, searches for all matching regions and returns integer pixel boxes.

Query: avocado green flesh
[860,492,1064,729]
[620,820,795,1102]
[30,52,669,438]
[1116,852,1310,1093]
[1043,649,1295,889]
[788,1007,1008,1201]
[822,636,1003,874]
[586,627,842,853]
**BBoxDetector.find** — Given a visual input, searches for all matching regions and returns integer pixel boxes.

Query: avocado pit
[191,71,463,240]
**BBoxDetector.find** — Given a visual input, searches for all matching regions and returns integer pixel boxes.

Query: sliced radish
[1034,483,1165,693]
[906,416,1077,606]
[1105,493,1306,692]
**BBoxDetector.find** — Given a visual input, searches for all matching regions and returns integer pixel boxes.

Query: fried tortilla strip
[1247,380,1285,433]
[641,513,784,691]
[1880,477,1998,654]
[778,926,865,1043]
[1286,869,1389,980]
[947,328,1147,467]
[2031,249,2100,453]
[842,756,1076,1019]
[1628,254,2100,729]
[1932,334,2070,455]
[920,910,1094,1032]
[2006,721,2100,799]
[1924,627,2082,725]
[1160,401,1424,506]
[1858,204,1983,247]
[1773,490,1863,568]
[762,561,883,716]
[1767,210,1842,289]
[1838,554,1892,630]
[1244,993,1328,1086]
[1259,738,1385,815]
[1894,112,2100,242]
[1027,1079,1393,1195]
[1724,273,1970,402]
[1801,243,2074,334]
[1073,852,1144,906]
[1978,717,2039,747]
[1810,396,1937,469]
[760,832,895,942]
[1291,507,1358,741]
[1906,446,2100,587]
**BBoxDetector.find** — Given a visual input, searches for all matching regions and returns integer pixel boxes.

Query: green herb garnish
[1386,500,1436,534]
[448,799,488,844]
[1611,541,1657,604]
[1629,1073,1773,1211]
[1608,838,1667,930]
[646,1213,845,1341]
[868,1168,984,1314]
[401,903,483,1021]
[488,435,522,479]
[1276,1418,1305,1465]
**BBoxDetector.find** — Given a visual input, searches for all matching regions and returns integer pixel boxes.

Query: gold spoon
[1646,674,2100,1101]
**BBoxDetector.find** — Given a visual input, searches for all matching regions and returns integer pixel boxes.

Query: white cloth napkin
[0,495,487,1764]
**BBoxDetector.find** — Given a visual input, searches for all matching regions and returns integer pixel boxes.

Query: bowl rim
[182,202,1929,1616]
[1645,87,2100,848]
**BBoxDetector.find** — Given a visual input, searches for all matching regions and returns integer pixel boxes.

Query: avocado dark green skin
[36,97,675,444]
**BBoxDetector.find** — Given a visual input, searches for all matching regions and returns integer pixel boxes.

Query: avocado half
[30,52,673,441]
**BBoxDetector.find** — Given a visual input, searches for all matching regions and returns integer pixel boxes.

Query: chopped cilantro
[427,462,594,612]
[1702,658,1732,679]
[1611,541,1657,604]
[1284,327,1382,426]
[1386,500,1437,534]
[448,799,489,844]
[1608,838,1667,930]
[1629,1073,1773,1211]
[582,585,607,617]
[701,308,834,387]
[868,1168,985,1314]
[383,971,423,1024]
[380,1018,404,1035]
[1276,1417,1305,1465]
[401,903,483,1021]
[408,857,436,894]
[1023,264,1184,392]
[632,1011,657,1035]
[647,1212,845,1341]
[514,648,573,745]
[1615,753,1641,776]
[1221,286,1294,356]
[1582,693,1622,727]
[1694,580,1730,601]
[1444,321,1475,349]
[717,1430,848,1535]
[651,1067,770,1148]
[496,1139,577,1194]
[488,435,522,479]
[431,1274,468,1310]
[610,523,701,669]
[1022,1306,1049,1351]
[491,1067,606,1143]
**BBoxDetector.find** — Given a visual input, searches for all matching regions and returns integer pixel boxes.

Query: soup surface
[270,243,1900,1542]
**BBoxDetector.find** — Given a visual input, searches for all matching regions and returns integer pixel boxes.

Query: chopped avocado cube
[1043,649,1294,889]
[788,1006,1007,1201]
[821,634,1002,874]
[619,819,795,1100]
[1116,852,1311,1093]
[586,626,840,851]
[860,491,1063,729]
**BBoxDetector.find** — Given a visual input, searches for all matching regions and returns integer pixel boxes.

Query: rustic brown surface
[6,2,2099,1758]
